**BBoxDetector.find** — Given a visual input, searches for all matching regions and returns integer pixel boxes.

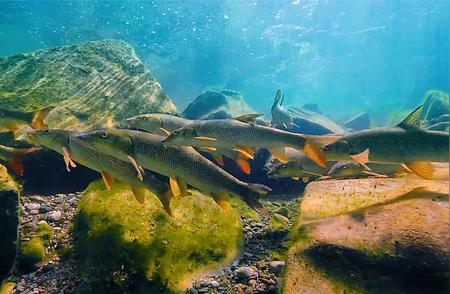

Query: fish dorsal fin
[397,105,423,129]
[281,93,285,106]
[234,113,264,124]
[274,89,282,105]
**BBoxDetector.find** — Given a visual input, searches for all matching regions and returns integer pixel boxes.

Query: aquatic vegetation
[74,180,242,292]
[18,238,46,272]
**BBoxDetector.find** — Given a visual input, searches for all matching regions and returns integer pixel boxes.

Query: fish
[161,114,328,168]
[327,161,405,179]
[322,106,449,180]
[0,144,40,176]
[266,149,330,182]
[74,129,271,214]
[270,89,296,129]
[24,129,173,215]
[0,106,55,131]
[127,113,252,174]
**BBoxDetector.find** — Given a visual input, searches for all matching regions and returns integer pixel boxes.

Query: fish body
[75,129,270,213]
[322,106,449,179]
[0,144,39,176]
[127,113,252,173]
[327,161,404,178]
[271,89,294,129]
[163,117,327,167]
[266,149,329,179]
[0,106,54,131]
[25,129,173,214]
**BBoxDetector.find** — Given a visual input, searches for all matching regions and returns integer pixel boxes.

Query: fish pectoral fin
[236,156,251,174]
[291,176,300,181]
[170,177,188,197]
[5,123,20,132]
[268,147,288,163]
[234,113,264,125]
[302,176,310,183]
[159,127,172,136]
[30,106,55,130]
[195,136,217,141]
[127,155,144,181]
[212,153,224,166]
[62,147,76,172]
[131,186,146,204]
[233,146,254,160]
[350,148,370,169]
[199,146,217,152]
[101,171,115,191]
[361,170,388,178]
[303,137,328,168]
[211,192,231,211]
[403,161,434,180]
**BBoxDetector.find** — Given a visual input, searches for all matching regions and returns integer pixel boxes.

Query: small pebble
[234,267,256,280]
[210,280,219,288]
[269,261,285,275]
[47,211,62,222]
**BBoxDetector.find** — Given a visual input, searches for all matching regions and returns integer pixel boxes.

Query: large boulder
[182,89,255,120]
[0,165,20,282]
[0,40,176,131]
[420,90,449,126]
[74,181,243,293]
[284,164,449,293]
[343,112,370,131]
[286,106,344,135]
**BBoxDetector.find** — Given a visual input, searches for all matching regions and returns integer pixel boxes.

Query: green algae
[74,180,243,292]
[18,237,46,272]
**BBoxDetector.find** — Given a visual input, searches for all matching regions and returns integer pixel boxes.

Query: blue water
[1,0,448,122]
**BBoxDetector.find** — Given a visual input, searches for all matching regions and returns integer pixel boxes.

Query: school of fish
[0,91,448,216]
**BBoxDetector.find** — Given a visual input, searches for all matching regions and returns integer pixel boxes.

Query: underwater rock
[286,106,344,135]
[420,90,449,127]
[182,89,255,120]
[0,164,20,282]
[285,166,449,293]
[74,180,242,292]
[343,112,370,131]
[0,39,176,131]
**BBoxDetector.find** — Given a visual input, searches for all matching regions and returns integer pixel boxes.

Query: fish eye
[44,129,51,134]
[173,130,179,135]
[100,132,108,139]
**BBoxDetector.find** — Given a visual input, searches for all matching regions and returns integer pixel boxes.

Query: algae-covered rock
[0,164,19,282]
[420,90,449,126]
[75,180,242,292]
[0,40,176,131]
[182,89,255,120]
[285,168,449,293]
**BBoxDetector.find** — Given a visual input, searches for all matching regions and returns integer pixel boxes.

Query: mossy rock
[17,237,46,272]
[75,180,243,293]
[0,165,20,282]
[0,39,176,131]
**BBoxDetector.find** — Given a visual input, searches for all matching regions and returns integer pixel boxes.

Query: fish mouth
[125,117,136,127]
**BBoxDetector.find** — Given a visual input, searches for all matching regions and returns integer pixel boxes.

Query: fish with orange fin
[0,144,40,176]
[0,106,55,131]
[161,114,328,168]
[126,113,253,174]
[24,129,174,216]
[322,105,449,180]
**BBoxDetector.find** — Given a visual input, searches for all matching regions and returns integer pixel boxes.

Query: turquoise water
[0,0,448,120]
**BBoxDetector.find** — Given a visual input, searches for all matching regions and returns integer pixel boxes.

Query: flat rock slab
[285,164,449,293]
[0,39,176,131]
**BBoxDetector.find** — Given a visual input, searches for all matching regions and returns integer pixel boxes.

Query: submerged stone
[74,180,242,292]
[0,164,20,282]
[343,112,370,131]
[285,167,449,293]
[0,39,176,131]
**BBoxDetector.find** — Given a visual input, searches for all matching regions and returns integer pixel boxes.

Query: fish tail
[301,135,328,169]
[7,147,40,176]
[243,183,271,216]
[31,106,55,130]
